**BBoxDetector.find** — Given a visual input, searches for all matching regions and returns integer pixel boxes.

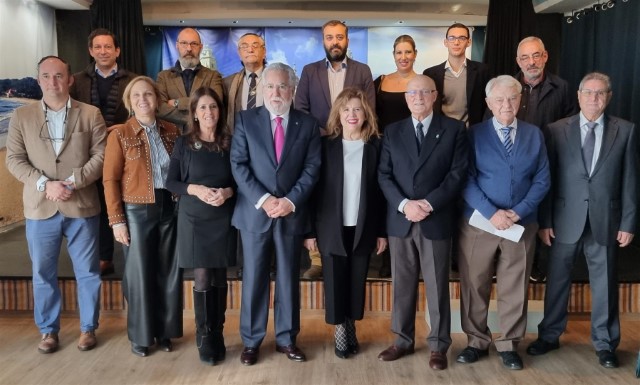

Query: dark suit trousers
[538,223,620,351]
[239,219,302,348]
[96,178,115,261]
[389,222,452,352]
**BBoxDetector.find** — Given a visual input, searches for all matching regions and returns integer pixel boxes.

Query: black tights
[193,268,227,291]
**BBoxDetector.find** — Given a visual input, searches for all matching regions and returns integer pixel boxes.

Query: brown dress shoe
[429,351,448,370]
[38,333,59,354]
[302,265,322,280]
[240,347,259,366]
[377,345,415,361]
[77,331,97,351]
[276,344,306,362]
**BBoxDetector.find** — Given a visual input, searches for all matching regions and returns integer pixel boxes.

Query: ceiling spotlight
[566,15,574,23]
[607,0,615,8]
[398,20,404,24]
[232,20,238,24]
[179,20,185,24]
[593,3,602,11]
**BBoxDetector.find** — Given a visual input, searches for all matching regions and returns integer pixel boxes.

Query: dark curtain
[144,26,164,79]
[483,0,562,78]
[559,1,640,125]
[471,26,486,62]
[90,0,146,75]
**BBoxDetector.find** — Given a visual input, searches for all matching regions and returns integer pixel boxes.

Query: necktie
[183,69,195,96]
[501,126,514,156]
[583,121,597,174]
[274,117,285,164]
[416,122,424,152]
[247,73,257,109]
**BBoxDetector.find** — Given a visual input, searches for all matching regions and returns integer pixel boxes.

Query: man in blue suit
[377,75,469,370]
[231,62,321,366]
[456,75,550,370]
[295,19,375,279]
[527,72,638,369]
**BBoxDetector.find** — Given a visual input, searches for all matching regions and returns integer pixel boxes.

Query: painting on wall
[0,77,41,147]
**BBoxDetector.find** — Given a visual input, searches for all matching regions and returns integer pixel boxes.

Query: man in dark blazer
[423,23,489,127]
[230,62,321,366]
[295,19,375,279]
[527,72,638,369]
[377,74,469,370]
[70,28,136,275]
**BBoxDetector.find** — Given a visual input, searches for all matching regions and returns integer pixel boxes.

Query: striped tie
[501,126,513,156]
[247,73,257,109]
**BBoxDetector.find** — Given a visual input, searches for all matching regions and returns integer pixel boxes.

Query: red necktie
[274,116,285,163]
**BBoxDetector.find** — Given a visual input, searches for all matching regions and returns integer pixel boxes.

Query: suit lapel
[172,74,187,97]
[564,115,585,173]
[399,118,420,161]
[353,141,372,248]
[57,101,79,155]
[256,107,278,166]
[592,115,617,176]
[416,114,444,168]
[317,62,332,111]
[466,62,477,107]
[278,109,303,167]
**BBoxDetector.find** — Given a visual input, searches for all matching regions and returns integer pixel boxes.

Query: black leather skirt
[122,189,183,346]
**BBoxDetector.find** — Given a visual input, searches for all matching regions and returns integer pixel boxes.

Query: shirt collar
[412,112,433,130]
[41,97,71,112]
[491,117,518,131]
[245,67,264,81]
[325,57,348,70]
[269,110,290,122]
[444,59,467,71]
[95,63,118,78]
[579,112,605,128]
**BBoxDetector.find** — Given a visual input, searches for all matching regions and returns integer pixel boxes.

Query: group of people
[5,19,638,375]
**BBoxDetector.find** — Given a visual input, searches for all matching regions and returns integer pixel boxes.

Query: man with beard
[70,28,137,276]
[231,62,321,366]
[295,19,375,280]
[157,27,223,128]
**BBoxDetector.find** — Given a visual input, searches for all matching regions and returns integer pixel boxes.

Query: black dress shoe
[596,350,619,368]
[240,347,259,366]
[131,343,149,357]
[335,346,349,359]
[526,338,559,356]
[156,338,172,352]
[347,343,359,355]
[236,268,243,279]
[276,344,306,362]
[499,351,523,370]
[456,346,489,363]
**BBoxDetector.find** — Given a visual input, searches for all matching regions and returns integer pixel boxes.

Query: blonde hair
[122,76,161,115]
[326,87,379,142]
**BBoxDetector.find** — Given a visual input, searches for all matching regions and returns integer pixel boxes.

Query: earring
[194,117,198,121]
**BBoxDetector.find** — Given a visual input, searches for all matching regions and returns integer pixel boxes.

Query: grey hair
[579,72,612,92]
[262,62,297,88]
[517,36,545,54]
[485,75,522,97]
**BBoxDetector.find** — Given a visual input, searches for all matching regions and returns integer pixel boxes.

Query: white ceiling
[36,0,603,27]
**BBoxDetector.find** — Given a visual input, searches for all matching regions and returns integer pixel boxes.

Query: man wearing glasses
[527,72,637,369]
[157,27,223,128]
[424,22,489,127]
[377,75,468,370]
[6,56,106,354]
[514,37,578,283]
[70,28,137,276]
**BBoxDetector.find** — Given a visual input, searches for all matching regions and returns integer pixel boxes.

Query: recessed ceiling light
[398,20,404,24]
[288,21,293,24]
[232,20,239,24]
[179,20,185,24]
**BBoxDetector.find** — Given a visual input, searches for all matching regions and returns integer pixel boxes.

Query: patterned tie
[274,117,285,164]
[247,73,257,109]
[583,121,597,174]
[501,126,514,156]
[416,122,424,152]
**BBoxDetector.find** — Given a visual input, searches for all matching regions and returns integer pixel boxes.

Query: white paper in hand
[469,210,525,242]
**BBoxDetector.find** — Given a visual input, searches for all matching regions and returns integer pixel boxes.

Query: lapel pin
[436,134,440,139]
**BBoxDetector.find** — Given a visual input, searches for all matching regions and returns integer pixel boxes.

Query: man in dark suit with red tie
[377,74,469,370]
[230,62,321,366]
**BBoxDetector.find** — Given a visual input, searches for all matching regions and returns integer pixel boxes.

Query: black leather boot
[193,288,216,365]
[212,285,228,362]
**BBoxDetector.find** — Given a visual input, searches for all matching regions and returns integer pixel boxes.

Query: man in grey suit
[230,62,321,366]
[527,72,638,369]
[377,75,469,370]
[295,19,375,279]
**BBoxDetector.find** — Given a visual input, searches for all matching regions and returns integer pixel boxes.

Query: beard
[264,97,292,116]
[179,55,200,69]
[324,45,347,62]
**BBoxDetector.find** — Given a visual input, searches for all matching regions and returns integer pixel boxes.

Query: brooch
[194,141,202,150]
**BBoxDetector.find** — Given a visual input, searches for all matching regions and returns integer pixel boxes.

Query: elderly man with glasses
[156,27,223,129]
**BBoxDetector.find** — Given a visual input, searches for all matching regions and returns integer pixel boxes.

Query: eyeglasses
[264,83,291,92]
[178,41,201,49]
[39,105,68,143]
[405,89,436,97]
[579,89,610,98]
[446,36,469,42]
[239,42,264,51]
[518,52,544,62]
[490,95,520,105]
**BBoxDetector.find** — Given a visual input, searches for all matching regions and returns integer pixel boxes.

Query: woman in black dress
[166,87,236,365]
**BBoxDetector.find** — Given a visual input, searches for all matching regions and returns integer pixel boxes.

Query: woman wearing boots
[166,86,236,365]
[304,88,387,358]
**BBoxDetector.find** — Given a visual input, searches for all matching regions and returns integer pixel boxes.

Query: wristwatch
[173,99,179,108]
[37,180,47,192]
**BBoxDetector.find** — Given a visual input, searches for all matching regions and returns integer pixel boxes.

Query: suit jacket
[310,136,385,257]
[70,63,137,127]
[295,58,375,127]
[423,60,489,126]
[378,114,469,239]
[463,119,550,225]
[5,99,106,220]
[230,106,321,235]
[223,68,264,133]
[540,114,638,245]
[156,62,223,126]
